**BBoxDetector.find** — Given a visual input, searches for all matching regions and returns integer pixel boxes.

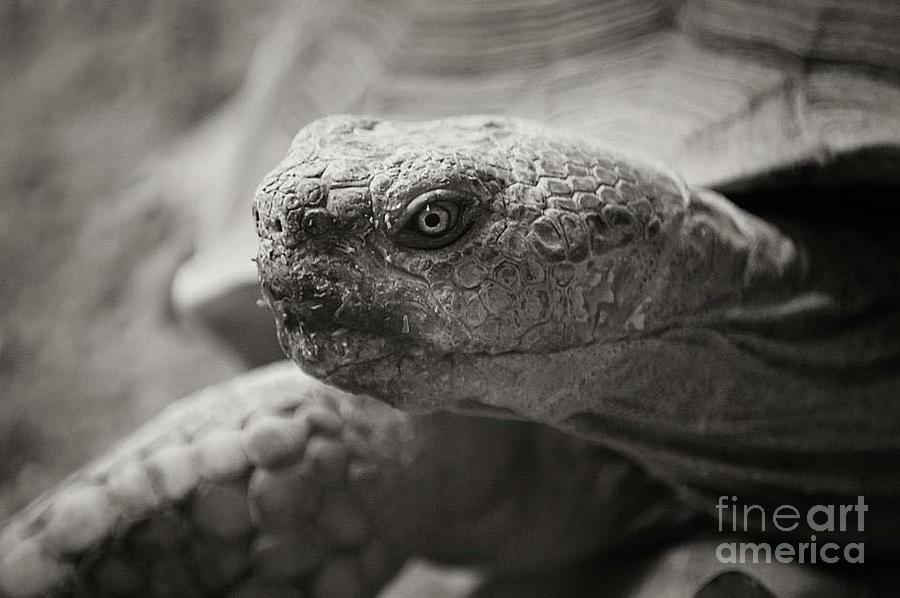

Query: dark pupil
[423,213,442,228]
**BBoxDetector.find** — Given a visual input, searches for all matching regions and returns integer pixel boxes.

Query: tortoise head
[254,115,694,411]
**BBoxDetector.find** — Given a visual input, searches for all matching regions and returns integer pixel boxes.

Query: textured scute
[0,364,408,597]
[240,0,900,188]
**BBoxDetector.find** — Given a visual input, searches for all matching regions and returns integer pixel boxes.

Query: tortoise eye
[392,189,474,249]
[415,202,458,236]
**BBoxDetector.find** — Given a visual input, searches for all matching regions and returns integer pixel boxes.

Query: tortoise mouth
[447,399,527,420]
[267,288,558,415]
[258,271,446,402]
[275,308,403,375]
[265,293,433,392]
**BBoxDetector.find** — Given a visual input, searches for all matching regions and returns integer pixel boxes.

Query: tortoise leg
[0,363,686,597]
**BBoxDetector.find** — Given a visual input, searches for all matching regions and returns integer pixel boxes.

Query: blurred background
[2,0,898,531]
[0,1,279,518]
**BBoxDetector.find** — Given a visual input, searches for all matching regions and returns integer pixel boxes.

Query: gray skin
[256,114,900,553]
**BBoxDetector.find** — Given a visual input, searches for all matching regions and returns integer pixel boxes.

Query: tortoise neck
[641,188,806,330]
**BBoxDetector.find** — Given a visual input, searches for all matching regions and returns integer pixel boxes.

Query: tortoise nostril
[279,296,343,333]
[282,311,300,332]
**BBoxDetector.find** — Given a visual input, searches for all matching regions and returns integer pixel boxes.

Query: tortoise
[2,0,900,596]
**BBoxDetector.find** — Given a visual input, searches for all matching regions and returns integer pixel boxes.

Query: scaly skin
[255,115,900,550]
[0,363,687,597]
[0,365,414,597]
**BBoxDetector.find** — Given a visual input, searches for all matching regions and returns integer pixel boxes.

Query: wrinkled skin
[256,115,900,553]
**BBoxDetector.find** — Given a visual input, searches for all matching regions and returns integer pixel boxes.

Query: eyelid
[404,189,469,220]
